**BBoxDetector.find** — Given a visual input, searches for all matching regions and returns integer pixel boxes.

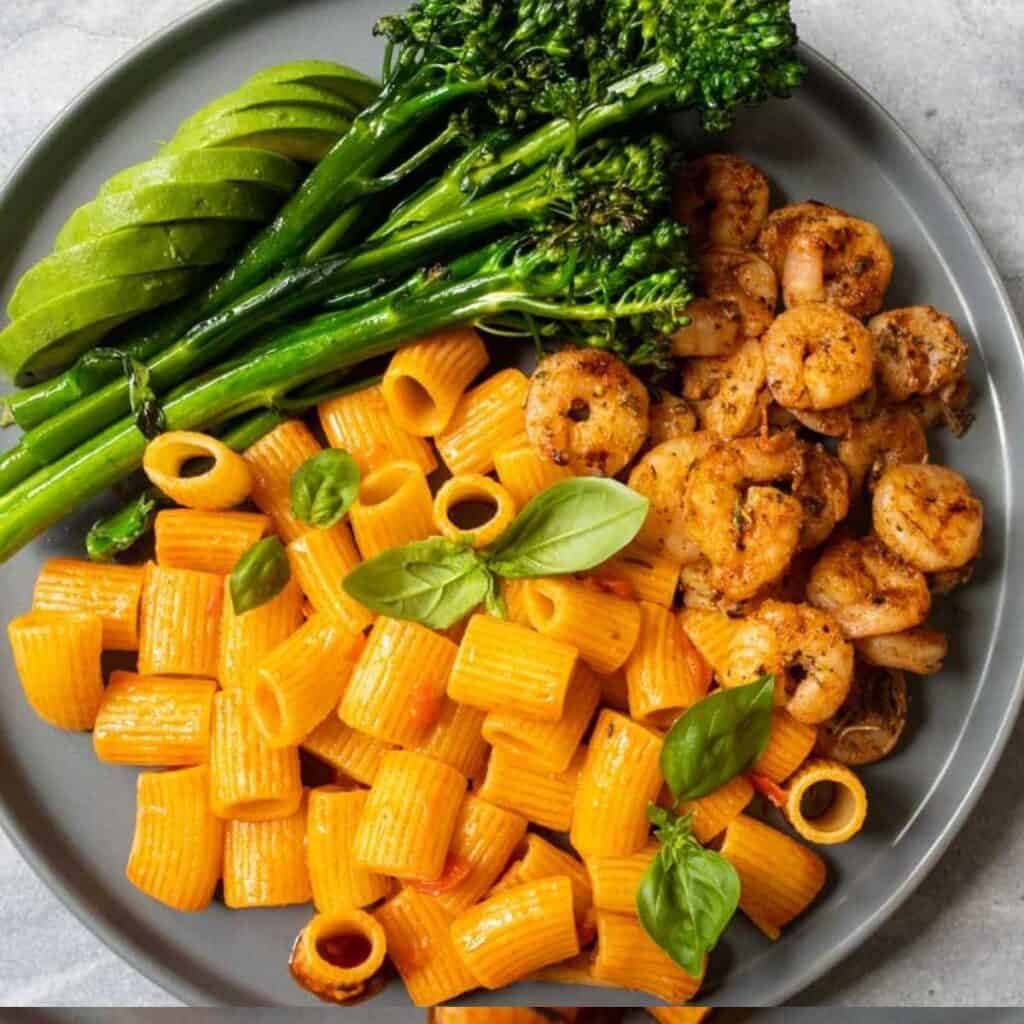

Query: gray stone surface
[0,0,1021,1009]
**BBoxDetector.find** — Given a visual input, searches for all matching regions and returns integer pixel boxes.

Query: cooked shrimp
[670,298,742,358]
[815,662,907,765]
[648,394,698,446]
[894,378,974,437]
[807,535,931,638]
[757,201,846,270]
[682,435,804,600]
[780,213,894,317]
[793,442,850,549]
[628,432,720,563]
[873,464,983,572]
[838,409,928,494]
[869,306,969,404]
[778,388,877,438]
[525,349,649,477]
[855,627,948,676]
[680,558,765,617]
[682,338,769,438]
[672,154,771,249]
[702,248,779,338]
[752,600,854,725]
[680,607,781,690]
[763,305,875,411]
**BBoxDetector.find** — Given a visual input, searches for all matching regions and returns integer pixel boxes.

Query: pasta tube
[307,786,392,912]
[782,758,868,844]
[138,564,222,678]
[154,509,269,575]
[287,522,374,634]
[447,614,577,721]
[524,578,641,675]
[494,436,571,508]
[381,326,489,436]
[349,461,435,559]
[290,910,387,1003]
[143,431,252,510]
[478,746,584,832]
[587,843,658,914]
[482,663,601,773]
[752,708,818,783]
[126,764,223,912]
[93,671,215,766]
[450,876,580,988]
[375,887,477,1006]
[436,368,529,475]
[301,715,393,786]
[354,751,466,881]
[218,576,304,690]
[625,602,710,727]
[413,698,490,779]
[7,611,104,730]
[433,474,517,548]
[493,833,592,920]
[340,617,458,747]
[570,710,663,858]
[319,382,437,475]
[720,814,827,939]
[592,541,681,607]
[248,613,362,748]
[33,557,145,651]
[679,774,755,844]
[223,792,312,908]
[209,690,303,821]
[244,419,321,543]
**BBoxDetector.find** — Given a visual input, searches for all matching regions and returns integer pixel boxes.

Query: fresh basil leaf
[85,487,167,563]
[661,675,775,803]
[291,450,360,528]
[636,814,740,978]
[484,478,649,579]
[230,537,291,615]
[343,537,492,629]
[484,575,507,620]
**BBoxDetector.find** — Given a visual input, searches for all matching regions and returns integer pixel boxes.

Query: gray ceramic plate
[0,0,1022,1010]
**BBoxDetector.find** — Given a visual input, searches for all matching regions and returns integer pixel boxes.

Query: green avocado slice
[245,61,380,108]
[0,270,203,385]
[163,106,351,162]
[9,222,250,320]
[178,83,361,132]
[54,182,280,251]
[100,149,302,197]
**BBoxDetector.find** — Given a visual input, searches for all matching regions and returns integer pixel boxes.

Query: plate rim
[0,0,1022,1008]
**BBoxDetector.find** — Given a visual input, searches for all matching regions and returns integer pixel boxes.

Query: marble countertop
[1,0,1022,1008]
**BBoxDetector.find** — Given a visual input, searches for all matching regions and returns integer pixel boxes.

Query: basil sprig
[230,536,291,615]
[661,675,775,803]
[344,478,648,629]
[637,805,740,978]
[291,450,360,529]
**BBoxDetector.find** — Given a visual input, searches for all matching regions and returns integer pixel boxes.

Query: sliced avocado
[100,149,302,197]
[178,83,361,132]
[0,270,202,385]
[246,61,380,108]
[9,222,250,320]
[54,182,280,251]
[163,107,351,163]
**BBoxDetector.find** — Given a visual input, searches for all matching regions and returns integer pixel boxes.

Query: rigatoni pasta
[340,617,457,747]
[209,689,303,822]
[479,745,584,832]
[223,793,311,908]
[494,435,572,507]
[307,786,392,912]
[7,610,104,730]
[354,750,465,881]
[375,887,477,1006]
[679,774,755,844]
[447,614,577,721]
[93,672,215,766]
[782,758,868,844]
[436,368,529,475]
[143,431,253,510]
[301,716,392,787]
[570,710,663,858]
[319,382,437,475]
[752,708,818,783]
[244,419,321,543]
[33,557,144,651]
[138,564,222,678]
[348,461,435,559]
[382,326,489,436]
[450,876,580,988]
[720,813,827,940]
[126,764,223,912]
[413,698,489,779]
[432,474,517,548]
[493,833,592,921]
[247,613,361,748]
[155,509,269,575]
[592,541,681,607]
[290,910,387,1002]
[587,843,658,915]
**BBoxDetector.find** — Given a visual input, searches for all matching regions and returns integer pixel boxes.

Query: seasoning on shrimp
[838,409,929,494]
[525,349,649,477]
[683,339,769,439]
[793,442,850,550]
[855,627,948,676]
[672,154,771,249]
[648,394,698,446]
